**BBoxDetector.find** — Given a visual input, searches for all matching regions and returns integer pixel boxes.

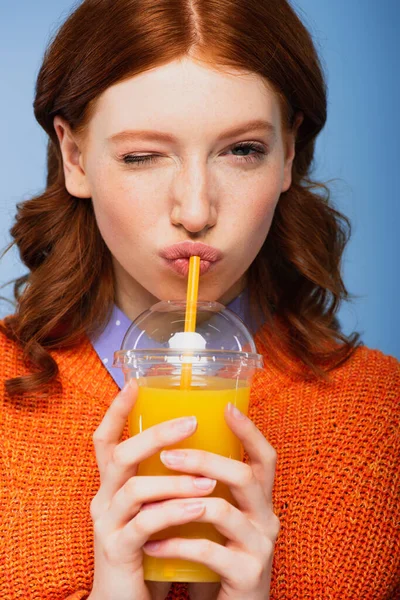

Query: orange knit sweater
[1,321,399,600]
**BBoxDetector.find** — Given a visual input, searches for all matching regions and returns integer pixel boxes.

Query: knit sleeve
[269,349,400,599]
[332,352,400,598]
[0,326,97,600]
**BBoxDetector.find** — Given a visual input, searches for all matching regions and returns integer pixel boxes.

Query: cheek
[251,193,279,227]
[88,168,153,244]
[232,166,283,235]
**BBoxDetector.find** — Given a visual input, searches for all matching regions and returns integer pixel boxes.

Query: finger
[95,415,198,508]
[92,379,138,478]
[224,402,277,499]
[104,498,207,560]
[159,447,269,516]
[101,474,217,535]
[196,497,279,551]
[143,535,269,591]
[149,496,275,555]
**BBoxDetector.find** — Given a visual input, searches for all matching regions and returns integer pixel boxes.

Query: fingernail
[229,402,247,420]
[143,540,161,552]
[173,416,197,433]
[193,477,217,490]
[160,450,185,465]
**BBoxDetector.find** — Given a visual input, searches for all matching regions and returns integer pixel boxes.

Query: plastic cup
[113,300,263,583]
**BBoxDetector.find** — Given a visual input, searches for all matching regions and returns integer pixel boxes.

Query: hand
[89,380,217,600]
[142,402,280,600]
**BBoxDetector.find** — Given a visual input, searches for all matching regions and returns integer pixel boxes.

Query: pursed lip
[159,241,223,262]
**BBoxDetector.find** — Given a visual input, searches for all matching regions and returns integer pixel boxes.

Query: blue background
[0,1,399,359]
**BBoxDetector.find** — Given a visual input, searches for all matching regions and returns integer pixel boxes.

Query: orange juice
[128,374,250,582]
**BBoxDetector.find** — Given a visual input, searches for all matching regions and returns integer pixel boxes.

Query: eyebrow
[107,119,276,144]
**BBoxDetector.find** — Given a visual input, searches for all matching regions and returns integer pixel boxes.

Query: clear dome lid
[113,300,263,370]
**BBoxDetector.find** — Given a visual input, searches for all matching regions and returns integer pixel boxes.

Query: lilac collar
[90,290,261,390]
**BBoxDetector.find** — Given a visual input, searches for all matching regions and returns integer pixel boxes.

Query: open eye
[228,141,267,163]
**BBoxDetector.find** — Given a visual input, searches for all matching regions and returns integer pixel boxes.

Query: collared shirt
[91,289,261,389]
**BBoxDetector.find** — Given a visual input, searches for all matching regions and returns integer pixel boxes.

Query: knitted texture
[1,321,399,599]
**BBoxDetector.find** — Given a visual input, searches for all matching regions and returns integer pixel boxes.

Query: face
[54,56,302,321]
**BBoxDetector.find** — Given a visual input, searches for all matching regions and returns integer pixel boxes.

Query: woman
[1,0,399,599]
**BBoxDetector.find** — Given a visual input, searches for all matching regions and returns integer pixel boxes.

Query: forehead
[86,57,282,141]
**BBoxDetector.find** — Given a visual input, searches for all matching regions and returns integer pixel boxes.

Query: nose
[170,159,217,234]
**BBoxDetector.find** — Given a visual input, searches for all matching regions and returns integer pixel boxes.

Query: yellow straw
[180,255,200,389]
